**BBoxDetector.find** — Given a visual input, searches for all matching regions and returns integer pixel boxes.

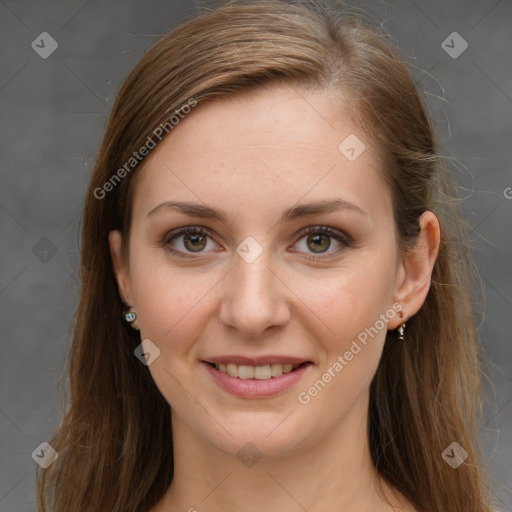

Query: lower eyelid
[163,226,350,258]
[290,234,348,257]
[166,232,219,254]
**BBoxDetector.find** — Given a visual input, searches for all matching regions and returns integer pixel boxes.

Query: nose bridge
[219,242,289,337]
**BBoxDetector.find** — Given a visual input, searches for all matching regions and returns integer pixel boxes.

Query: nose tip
[219,255,290,338]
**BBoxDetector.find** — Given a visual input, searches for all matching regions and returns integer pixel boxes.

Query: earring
[123,308,137,324]
[397,322,406,340]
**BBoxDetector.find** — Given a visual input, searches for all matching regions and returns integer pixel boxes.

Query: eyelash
[160,225,352,261]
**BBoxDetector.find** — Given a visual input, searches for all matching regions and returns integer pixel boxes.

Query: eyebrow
[146,198,368,223]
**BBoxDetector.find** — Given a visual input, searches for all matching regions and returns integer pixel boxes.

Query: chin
[195,410,312,461]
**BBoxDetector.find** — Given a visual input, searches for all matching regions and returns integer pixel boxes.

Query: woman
[36,1,491,511]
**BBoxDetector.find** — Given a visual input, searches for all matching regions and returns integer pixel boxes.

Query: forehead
[131,85,392,226]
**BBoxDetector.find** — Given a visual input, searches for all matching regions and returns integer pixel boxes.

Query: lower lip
[203,362,312,398]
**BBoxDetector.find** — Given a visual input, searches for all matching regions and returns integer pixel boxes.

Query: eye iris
[177,230,335,254]
[184,233,207,252]
[307,233,330,253]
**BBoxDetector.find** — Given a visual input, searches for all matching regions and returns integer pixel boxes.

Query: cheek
[127,241,235,372]
[132,266,218,345]
[293,281,390,419]
[300,260,394,342]
[295,255,395,392]
[128,255,221,408]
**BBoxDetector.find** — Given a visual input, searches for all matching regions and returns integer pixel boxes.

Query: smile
[203,360,312,398]
[213,362,302,380]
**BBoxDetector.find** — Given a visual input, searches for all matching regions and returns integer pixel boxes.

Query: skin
[109,84,440,512]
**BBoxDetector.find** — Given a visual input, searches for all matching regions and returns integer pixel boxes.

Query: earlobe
[108,230,133,306]
[390,211,441,329]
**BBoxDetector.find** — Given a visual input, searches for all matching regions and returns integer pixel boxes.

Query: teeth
[271,363,284,377]
[238,365,254,379]
[254,365,272,379]
[227,364,238,377]
[214,362,302,379]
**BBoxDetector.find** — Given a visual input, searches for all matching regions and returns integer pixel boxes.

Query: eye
[161,225,351,260]
[291,226,351,260]
[161,226,221,258]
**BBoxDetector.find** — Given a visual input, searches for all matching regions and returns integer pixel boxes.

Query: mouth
[201,359,313,398]
[205,361,307,380]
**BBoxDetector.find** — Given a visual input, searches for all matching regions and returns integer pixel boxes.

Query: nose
[219,247,290,339]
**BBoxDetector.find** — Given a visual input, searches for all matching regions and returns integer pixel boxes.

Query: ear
[108,230,134,306]
[389,210,441,329]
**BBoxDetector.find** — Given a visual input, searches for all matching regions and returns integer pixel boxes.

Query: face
[110,84,428,460]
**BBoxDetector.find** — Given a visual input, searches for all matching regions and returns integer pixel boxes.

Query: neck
[155,391,408,512]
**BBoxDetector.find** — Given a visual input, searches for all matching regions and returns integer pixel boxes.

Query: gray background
[0,0,511,510]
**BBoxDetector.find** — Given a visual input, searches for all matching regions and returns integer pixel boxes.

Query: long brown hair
[37,1,491,511]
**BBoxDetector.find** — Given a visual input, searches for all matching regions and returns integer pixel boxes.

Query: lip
[204,355,310,366]
[202,360,313,398]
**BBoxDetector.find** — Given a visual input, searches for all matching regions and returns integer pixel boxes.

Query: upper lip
[203,355,311,366]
